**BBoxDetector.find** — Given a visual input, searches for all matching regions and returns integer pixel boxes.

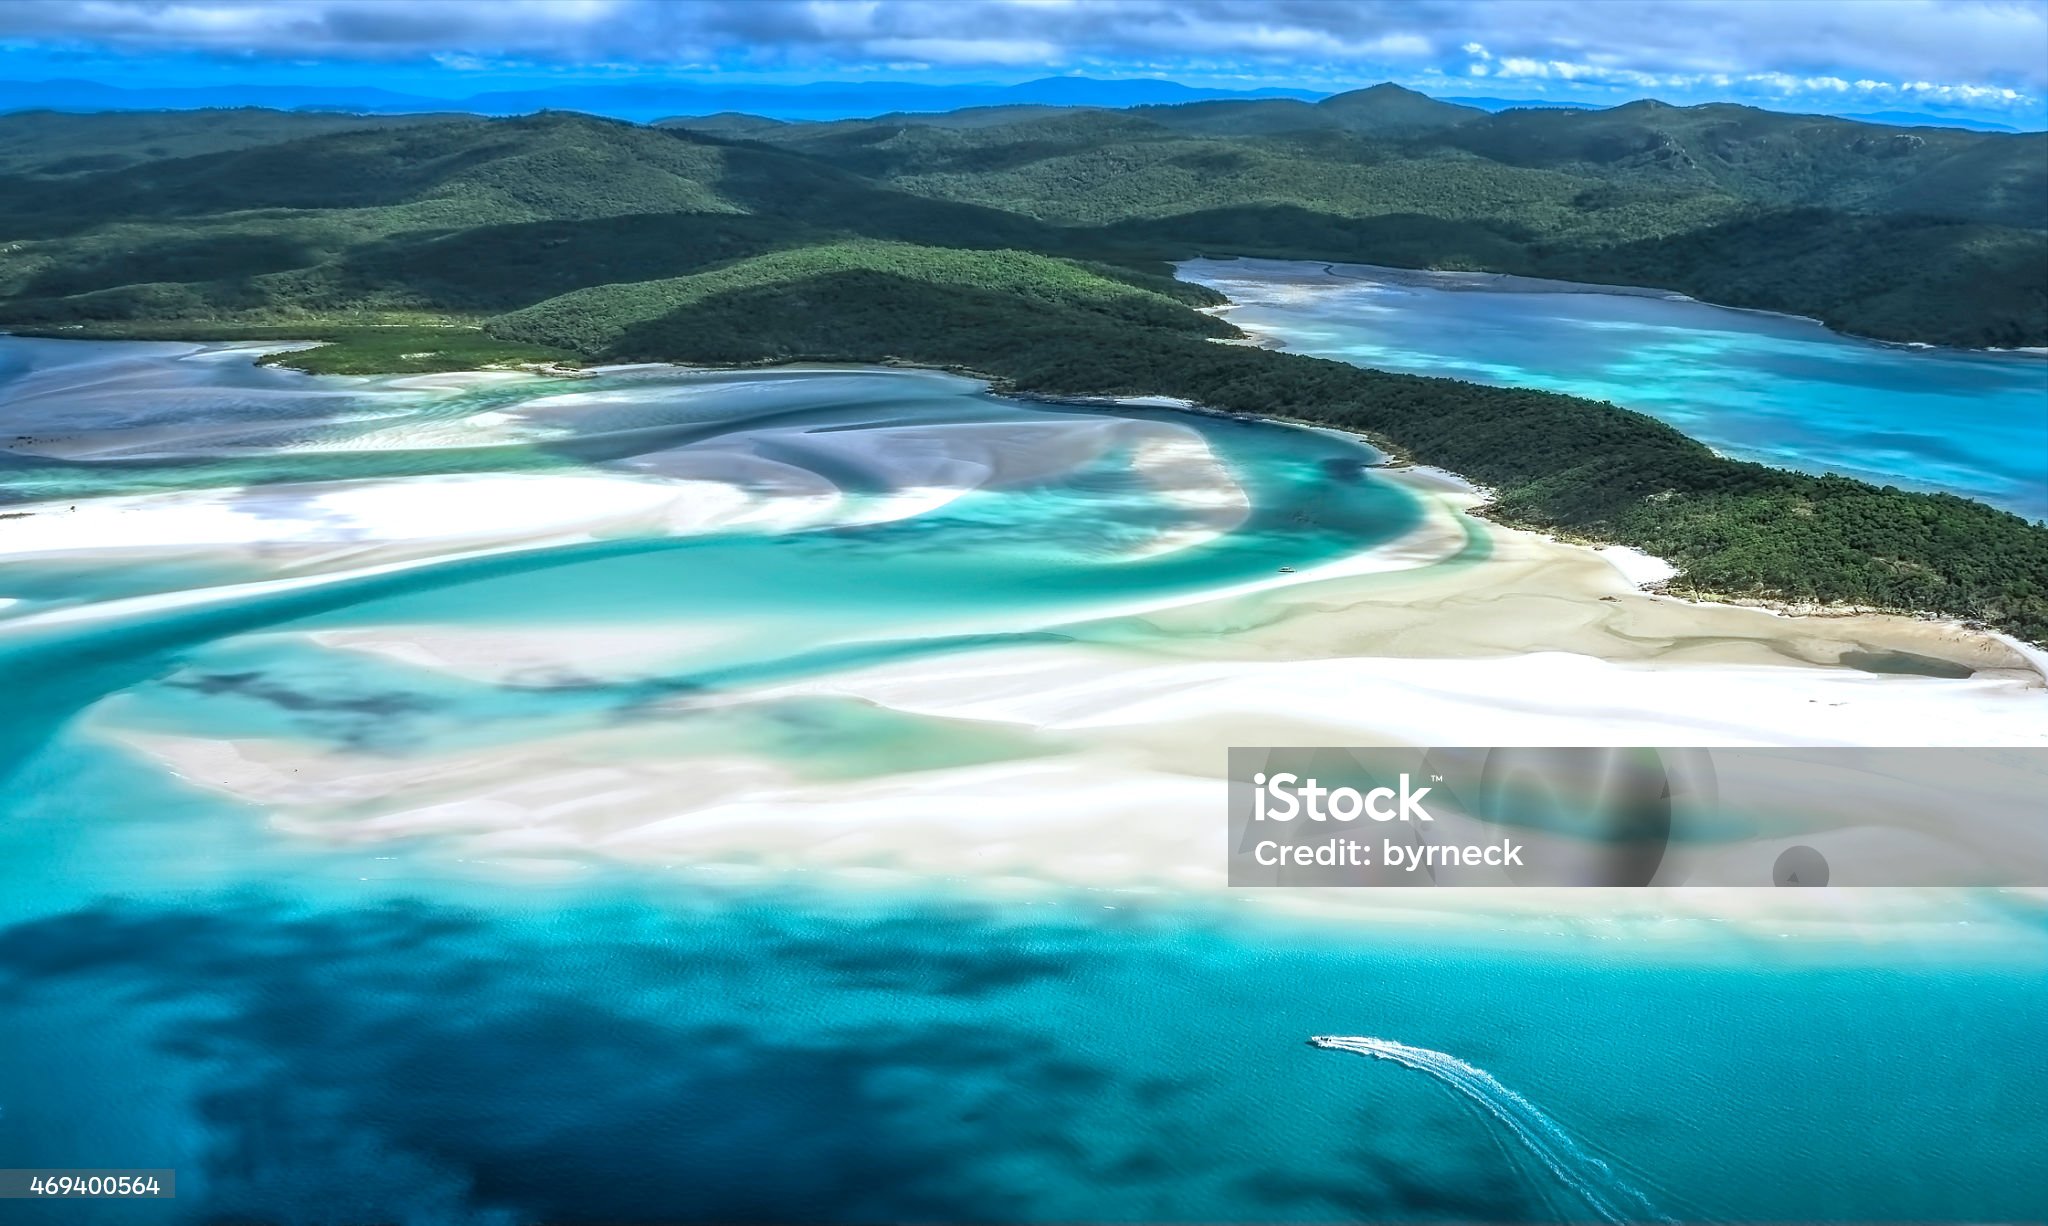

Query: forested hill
[0,108,472,177]
[683,89,2047,347]
[1,101,2044,639]
[0,91,2041,345]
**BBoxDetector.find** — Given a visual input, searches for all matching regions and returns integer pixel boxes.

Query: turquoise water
[0,342,1416,775]
[2,791,2042,1224]
[1182,258,2048,521]
[1,339,2044,1223]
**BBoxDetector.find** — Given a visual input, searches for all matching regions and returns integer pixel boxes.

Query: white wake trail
[1311,1035,1673,1225]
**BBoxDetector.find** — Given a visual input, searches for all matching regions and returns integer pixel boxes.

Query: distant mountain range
[0,75,2032,133]
[1830,110,2023,133]
[0,76,1316,123]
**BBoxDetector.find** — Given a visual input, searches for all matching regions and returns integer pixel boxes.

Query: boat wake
[1310,1035,1673,1224]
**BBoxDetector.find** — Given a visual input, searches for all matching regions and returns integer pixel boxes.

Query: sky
[1,0,2044,125]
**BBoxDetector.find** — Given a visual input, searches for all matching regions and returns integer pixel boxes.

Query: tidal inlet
[1,316,2044,1223]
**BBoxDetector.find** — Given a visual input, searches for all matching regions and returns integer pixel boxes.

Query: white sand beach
[94,462,2047,940]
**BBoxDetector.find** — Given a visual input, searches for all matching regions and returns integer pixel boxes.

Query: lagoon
[1181,258,2048,521]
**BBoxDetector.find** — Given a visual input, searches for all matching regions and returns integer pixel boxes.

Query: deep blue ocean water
[1,339,2044,1223]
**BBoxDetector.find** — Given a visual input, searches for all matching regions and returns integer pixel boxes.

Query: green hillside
[490,239,1228,356]
[1431,100,2048,227]
[0,112,743,237]
[2,101,2041,343]
[0,107,468,177]
[1130,83,1484,137]
[1315,83,1487,132]
[0,112,1092,321]
[652,112,797,138]
[731,103,2046,345]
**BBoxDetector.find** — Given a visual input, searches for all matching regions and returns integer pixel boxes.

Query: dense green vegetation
[490,239,1229,353]
[0,108,466,177]
[1,95,2041,344]
[738,98,2046,346]
[1,96,2042,636]
[10,321,576,374]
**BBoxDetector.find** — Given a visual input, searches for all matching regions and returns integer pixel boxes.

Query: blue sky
[2,0,2044,124]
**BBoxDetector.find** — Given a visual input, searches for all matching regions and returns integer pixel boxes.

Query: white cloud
[0,0,2038,114]
[865,37,1059,65]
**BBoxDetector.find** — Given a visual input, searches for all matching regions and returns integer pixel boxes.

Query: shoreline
[1122,397,2046,653]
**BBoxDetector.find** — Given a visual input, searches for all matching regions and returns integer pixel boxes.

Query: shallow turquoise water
[1183,258,2048,521]
[0,343,1417,775]
[1,339,2043,1223]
